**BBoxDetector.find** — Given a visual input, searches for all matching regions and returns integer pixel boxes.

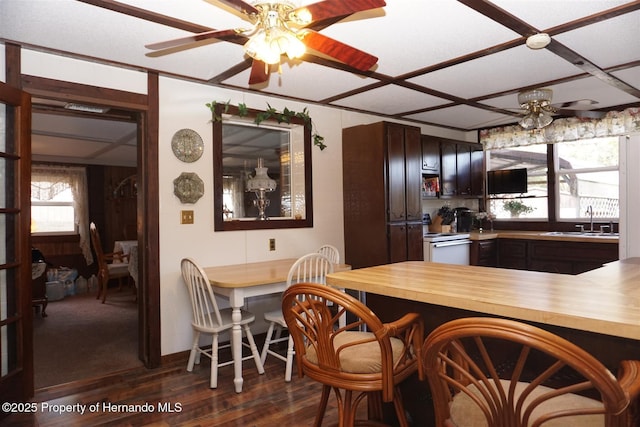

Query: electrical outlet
[181,210,194,224]
[269,238,276,251]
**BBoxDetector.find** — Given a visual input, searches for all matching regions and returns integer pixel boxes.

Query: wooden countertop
[468,230,619,243]
[326,259,640,340]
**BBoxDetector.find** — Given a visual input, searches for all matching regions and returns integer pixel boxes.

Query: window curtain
[31,165,93,265]
[480,107,640,150]
[223,175,245,219]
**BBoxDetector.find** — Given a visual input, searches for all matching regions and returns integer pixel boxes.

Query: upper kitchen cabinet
[421,135,440,173]
[440,138,484,197]
[342,122,423,269]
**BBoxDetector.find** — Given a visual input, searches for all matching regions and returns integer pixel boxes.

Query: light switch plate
[181,210,194,224]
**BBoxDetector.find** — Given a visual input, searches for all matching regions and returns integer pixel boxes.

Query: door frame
[5,43,160,390]
[20,74,161,369]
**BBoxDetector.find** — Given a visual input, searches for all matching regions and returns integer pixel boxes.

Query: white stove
[423,232,471,264]
[423,232,471,243]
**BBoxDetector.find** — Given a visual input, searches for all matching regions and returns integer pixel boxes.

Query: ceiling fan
[145,0,386,85]
[516,88,605,130]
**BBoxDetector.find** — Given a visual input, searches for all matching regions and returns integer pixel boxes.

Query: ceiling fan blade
[248,60,269,85]
[214,0,259,16]
[556,109,606,119]
[145,28,241,51]
[300,30,378,71]
[295,0,386,24]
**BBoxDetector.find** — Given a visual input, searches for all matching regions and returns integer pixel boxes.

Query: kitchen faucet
[586,205,594,232]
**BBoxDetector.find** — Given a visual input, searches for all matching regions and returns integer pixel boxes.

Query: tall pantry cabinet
[342,121,423,269]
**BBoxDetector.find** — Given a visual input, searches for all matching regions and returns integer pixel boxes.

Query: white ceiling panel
[407,45,582,99]
[222,61,377,101]
[332,84,449,115]
[554,12,640,68]
[491,0,632,29]
[406,104,517,130]
[315,1,520,77]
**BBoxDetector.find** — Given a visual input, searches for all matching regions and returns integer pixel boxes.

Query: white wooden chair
[260,253,334,381]
[181,258,264,388]
[317,244,340,264]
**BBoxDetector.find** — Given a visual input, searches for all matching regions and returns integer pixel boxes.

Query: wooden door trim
[15,54,160,369]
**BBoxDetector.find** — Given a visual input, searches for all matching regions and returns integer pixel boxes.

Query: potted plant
[503,200,534,218]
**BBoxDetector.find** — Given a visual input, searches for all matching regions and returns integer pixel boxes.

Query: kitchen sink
[541,231,619,238]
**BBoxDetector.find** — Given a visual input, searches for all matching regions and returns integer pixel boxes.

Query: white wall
[7,48,471,356]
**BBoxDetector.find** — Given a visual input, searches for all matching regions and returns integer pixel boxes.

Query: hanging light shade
[246,158,277,192]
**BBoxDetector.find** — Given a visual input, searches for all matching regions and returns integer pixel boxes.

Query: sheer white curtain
[31,165,93,265]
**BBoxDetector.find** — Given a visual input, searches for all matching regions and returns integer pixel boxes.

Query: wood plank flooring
[5,351,373,427]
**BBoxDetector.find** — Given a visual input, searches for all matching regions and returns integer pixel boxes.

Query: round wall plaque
[171,129,204,163]
[173,172,204,204]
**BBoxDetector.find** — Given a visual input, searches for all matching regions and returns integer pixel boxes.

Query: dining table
[204,257,351,393]
[113,239,137,262]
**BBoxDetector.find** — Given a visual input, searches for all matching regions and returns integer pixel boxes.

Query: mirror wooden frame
[212,103,313,231]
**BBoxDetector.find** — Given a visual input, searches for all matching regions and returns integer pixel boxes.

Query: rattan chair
[282,282,424,427]
[181,258,264,388]
[422,317,640,427]
[261,253,334,381]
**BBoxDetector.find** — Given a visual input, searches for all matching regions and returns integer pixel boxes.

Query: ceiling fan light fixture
[519,110,553,130]
[526,33,551,49]
[518,88,555,130]
[243,1,306,65]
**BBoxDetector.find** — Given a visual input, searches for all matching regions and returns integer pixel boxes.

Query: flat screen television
[487,168,528,194]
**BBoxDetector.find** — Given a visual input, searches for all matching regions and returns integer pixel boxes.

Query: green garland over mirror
[206,100,326,150]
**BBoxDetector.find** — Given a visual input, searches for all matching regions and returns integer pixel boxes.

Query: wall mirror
[212,104,313,231]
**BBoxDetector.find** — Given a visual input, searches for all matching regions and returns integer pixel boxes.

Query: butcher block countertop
[326,258,640,340]
[468,230,619,243]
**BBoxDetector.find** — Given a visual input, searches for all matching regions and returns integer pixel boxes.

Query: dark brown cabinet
[497,238,618,274]
[440,139,483,197]
[421,135,440,173]
[343,121,423,269]
[470,239,497,267]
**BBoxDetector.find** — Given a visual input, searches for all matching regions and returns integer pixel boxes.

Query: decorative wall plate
[173,172,204,204]
[171,129,204,163]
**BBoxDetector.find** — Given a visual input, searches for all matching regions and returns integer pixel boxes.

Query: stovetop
[423,232,471,242]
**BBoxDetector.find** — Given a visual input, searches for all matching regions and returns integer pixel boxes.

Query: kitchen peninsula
[326,258,640,368]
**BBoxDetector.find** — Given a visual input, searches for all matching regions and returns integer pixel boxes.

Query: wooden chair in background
[89,222,130,303]
[422,317,640,427]
[282,282,424,427]
[317,244,340,264]
[261,253,334,382]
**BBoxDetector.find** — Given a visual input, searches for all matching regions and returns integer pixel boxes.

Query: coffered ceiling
[1,0,639,166]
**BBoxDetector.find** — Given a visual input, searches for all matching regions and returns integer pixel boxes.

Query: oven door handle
[432,240,471,248]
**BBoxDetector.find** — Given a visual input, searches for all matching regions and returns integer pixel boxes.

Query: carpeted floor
[33,288,142,389]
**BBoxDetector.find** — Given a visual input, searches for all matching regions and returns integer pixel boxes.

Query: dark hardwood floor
[5,350,375,427]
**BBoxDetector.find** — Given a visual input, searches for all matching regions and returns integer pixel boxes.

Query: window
[31,183,76,233]
[485,137,619,221]
[31,165,93,264]
[555,137,619,220]
[486,144,548,219]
